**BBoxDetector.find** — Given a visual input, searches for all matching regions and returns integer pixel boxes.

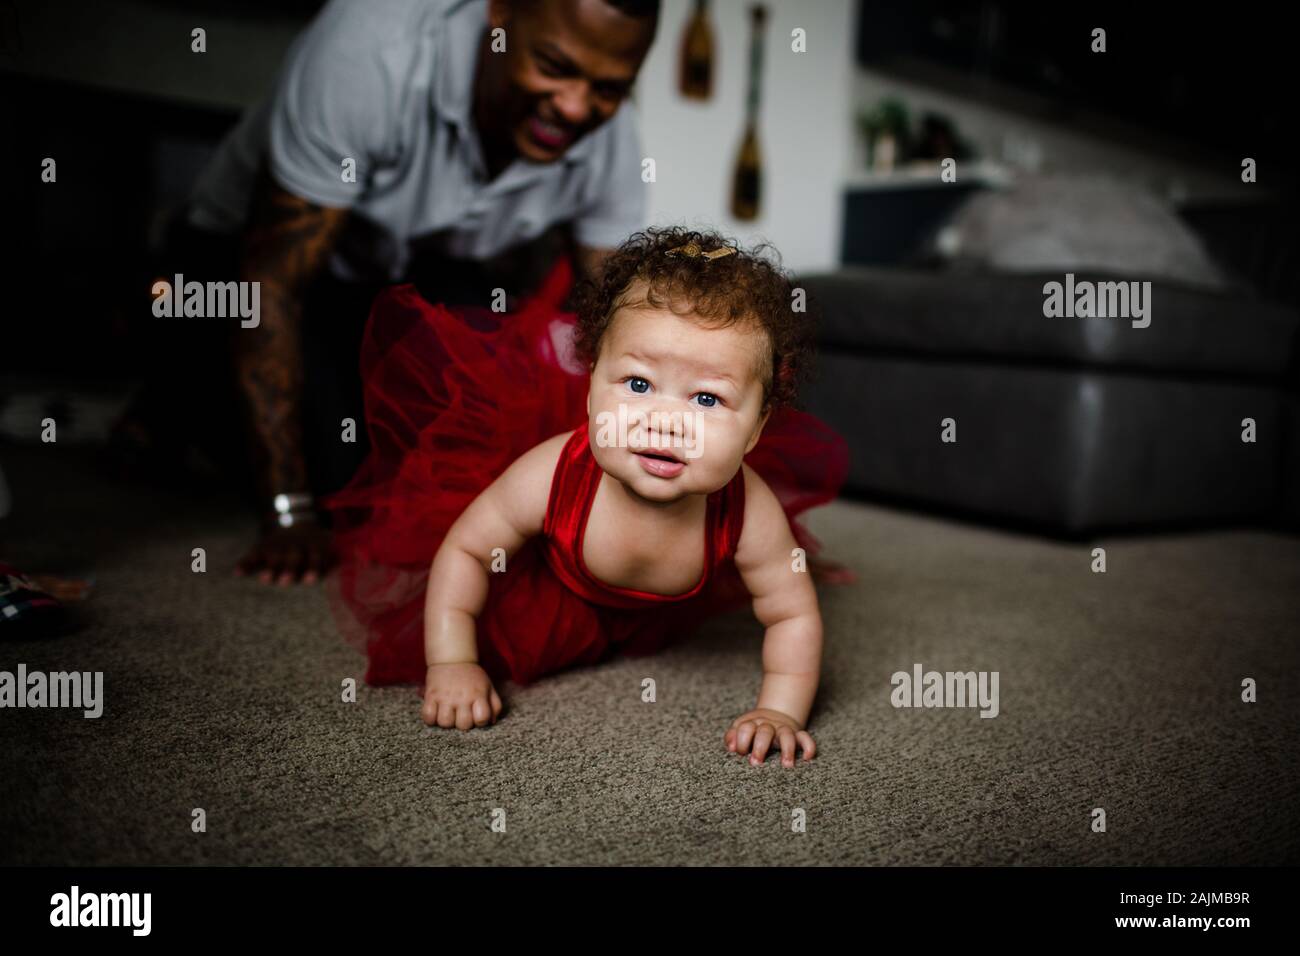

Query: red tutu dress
[324,254,850,687]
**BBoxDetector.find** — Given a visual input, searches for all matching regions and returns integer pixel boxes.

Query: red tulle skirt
[324,256,850,687]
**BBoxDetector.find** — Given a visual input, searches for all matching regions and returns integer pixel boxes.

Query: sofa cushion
[933,173,1231,291]
[799,267,1300,379]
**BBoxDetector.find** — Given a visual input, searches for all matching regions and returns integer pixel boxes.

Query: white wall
[635,0,857,274]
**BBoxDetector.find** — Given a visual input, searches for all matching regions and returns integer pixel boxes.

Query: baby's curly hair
[571,226,813,409]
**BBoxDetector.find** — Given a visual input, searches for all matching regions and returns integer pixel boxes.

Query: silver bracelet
[271,492,316,528]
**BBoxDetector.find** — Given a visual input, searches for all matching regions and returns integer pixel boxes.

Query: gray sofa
[798,266,1300,535]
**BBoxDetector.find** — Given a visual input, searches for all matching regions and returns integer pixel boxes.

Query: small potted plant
[858,98,911,172]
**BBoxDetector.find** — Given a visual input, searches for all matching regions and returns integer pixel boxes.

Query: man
[171,0,658,586]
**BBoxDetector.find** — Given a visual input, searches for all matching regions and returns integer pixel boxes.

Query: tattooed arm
[232,167,349,586]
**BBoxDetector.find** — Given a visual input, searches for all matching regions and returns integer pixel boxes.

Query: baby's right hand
[421,662,503,730]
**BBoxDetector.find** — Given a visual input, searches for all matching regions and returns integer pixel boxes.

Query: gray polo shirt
[187,0,647,282]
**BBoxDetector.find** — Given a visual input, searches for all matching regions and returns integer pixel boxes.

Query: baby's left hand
[725,708,816,767]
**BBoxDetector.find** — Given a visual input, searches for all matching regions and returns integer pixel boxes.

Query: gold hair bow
[665,240,736,260]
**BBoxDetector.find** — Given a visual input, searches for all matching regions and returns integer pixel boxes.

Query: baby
[418,228,830,767]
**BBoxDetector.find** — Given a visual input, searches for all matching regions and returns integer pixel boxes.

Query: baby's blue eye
[695,393,719,408]
[628,377,650,394]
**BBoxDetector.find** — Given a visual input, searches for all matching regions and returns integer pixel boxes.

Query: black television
[855,1,1293,175]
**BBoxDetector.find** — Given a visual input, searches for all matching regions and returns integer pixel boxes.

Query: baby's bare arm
[424,433,568,666]
[728,464,823,764]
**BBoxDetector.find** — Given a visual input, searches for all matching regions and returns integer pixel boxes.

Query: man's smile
[526,113,578,151]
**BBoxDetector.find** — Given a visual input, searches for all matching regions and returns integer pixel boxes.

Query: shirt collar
[433,0,600,175]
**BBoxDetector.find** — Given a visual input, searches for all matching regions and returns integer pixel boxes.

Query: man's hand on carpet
[725,708,815,767]
[422,662,503,730]
[235,523,336,586]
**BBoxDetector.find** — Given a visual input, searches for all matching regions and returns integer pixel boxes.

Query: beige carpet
[2,443,1298,865]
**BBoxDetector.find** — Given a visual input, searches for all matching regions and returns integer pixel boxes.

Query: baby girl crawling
[328,227,847,767]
